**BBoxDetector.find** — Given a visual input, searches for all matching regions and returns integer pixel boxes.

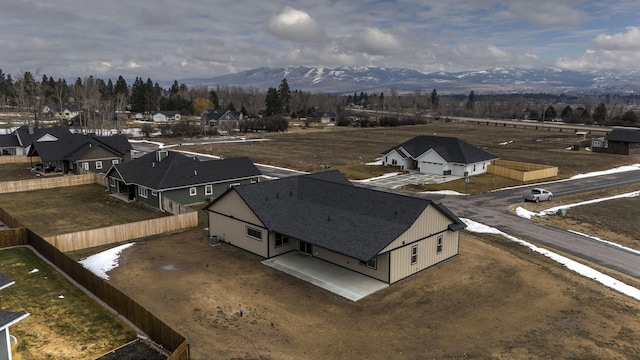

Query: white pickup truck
[522,188,553,203]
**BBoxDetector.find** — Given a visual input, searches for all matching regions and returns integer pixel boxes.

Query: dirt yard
[108,226,640,360]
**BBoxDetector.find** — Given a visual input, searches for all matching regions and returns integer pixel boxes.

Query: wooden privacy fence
[26,230,190,359]
[0,173,99,193]
[487,159,558,182]
[0,155,38,164]
[45,211,198,252]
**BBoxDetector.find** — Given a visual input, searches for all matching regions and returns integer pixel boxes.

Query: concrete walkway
[262,252,388,302]
[363,172,461,189]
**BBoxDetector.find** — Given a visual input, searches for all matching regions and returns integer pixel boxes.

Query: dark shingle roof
[0,272,14,291]
[0,133,20,147]
[110,151,262,190]
[28,134,132,162]
[202,109,241,121]
[226,170,465,261]
[0,309,29,330]
[381,135,497,164]
[606,128,640,143]
[15,126,72,147]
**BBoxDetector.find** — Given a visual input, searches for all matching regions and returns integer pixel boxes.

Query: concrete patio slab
[262,252,388,302]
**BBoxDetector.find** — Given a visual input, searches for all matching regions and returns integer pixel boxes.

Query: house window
[359,257,377,269]
[391,159,398,165]
[112,159,119,165]
[95,161,103,170]
[138,187,148,198]
[436,236,443,254]
[275,233,290,247]
[189,187,197,196]
[246,227,262,241]
[109,178,115,187]
[229,183,240,188]
[205,185,213,195]
[82,162,89,171]
[411,245,418,264]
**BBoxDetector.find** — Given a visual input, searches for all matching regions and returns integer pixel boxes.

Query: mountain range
[180,66,640,95]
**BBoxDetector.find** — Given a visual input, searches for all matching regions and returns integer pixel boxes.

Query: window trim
[112,159,119,165]
[205,185,213,195]
[189,187,197,196]
[359,257,377,269]
[436,236,443,254]
[138,187,148,198]
[229,182,240,188]
[411,245,418,264]
[82,162,89,171]
[109,177,115,187]
[274,233,290,247]
[246,227,262,241]
[95,161,103,170]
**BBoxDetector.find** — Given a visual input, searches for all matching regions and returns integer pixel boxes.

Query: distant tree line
[1,68,639,133]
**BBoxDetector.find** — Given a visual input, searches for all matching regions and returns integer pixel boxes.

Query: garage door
[420,161,444,175]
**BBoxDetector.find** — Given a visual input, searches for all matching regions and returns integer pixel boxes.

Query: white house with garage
[380,135,498,177]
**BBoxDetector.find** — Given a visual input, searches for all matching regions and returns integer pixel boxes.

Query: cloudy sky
[2,0,640,82]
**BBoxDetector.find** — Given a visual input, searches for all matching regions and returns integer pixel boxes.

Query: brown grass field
[2,122,640,359]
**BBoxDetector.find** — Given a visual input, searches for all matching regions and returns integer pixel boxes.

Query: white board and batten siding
[380,206,460,284]
[313,246,391,283]
[208,190,269,258]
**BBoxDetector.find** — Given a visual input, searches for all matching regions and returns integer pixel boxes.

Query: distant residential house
[27,133,133,174]
[205,171,465,285]
[201,109,244,126]
[309,111,337,124]
[0,126,71,156]
[0,272,30,360]
[380,135,498,176]
[592,127,640,155]
[150,111,181,122]
[105,150,262,211]
[54,105,82,120]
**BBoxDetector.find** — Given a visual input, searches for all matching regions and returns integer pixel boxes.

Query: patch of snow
[566,230,640,255]
[29,268,39,274]
[515,207,536,219]
[366,159,383,166]
[499,140,513,145]
[462,218,640,301]
[58,295,65,299]
[79,243,135,280]
[570,164,640,179]
[421,190,466,196]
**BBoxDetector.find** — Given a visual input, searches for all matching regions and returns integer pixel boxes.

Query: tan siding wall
[269,233,296,257]
[207,190,268,257]
[313,246,390,282]
[381,206,452,253]
[389,231,459,283]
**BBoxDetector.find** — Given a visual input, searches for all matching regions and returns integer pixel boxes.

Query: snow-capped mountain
[181,66,640,94]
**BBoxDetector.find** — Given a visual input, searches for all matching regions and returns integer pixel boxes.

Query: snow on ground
[421,190,466,196]
[463,218,640,301]
[570,164,640,179]
[79,243,134,280]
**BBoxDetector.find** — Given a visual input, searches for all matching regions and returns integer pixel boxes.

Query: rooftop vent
[156,150,169,162]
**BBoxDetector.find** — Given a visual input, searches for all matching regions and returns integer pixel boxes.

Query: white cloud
[556,27,640,70]
[339,28,403,56]
[507,0,587,27]
[268,7,326,44]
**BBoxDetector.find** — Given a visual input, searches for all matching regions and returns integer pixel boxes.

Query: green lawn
[0,247,136,359]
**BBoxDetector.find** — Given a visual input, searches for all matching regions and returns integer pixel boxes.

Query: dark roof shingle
[381,135,497,163]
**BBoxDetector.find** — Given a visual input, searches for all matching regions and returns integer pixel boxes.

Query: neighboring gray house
[309,111,336,124]
[106,150,262,211]
[0,272,29,360]
[205,171,465,285]
[380,135,498,177]
[0,126,71,156]
[592,127,640,155]
[27,133,133,175]
[201,109,243,126]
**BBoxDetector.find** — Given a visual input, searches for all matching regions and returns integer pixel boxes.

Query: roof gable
[219,170,464,261]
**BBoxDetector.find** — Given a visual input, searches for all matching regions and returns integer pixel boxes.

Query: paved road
[364,169,640,279]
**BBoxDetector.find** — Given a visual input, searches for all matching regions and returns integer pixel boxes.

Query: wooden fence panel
[0,206,25,229]
[487,160,558,181]
[0,155,38,164]
[0,174,98,193]
[0,228,28,248]
[44,211,199,252]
